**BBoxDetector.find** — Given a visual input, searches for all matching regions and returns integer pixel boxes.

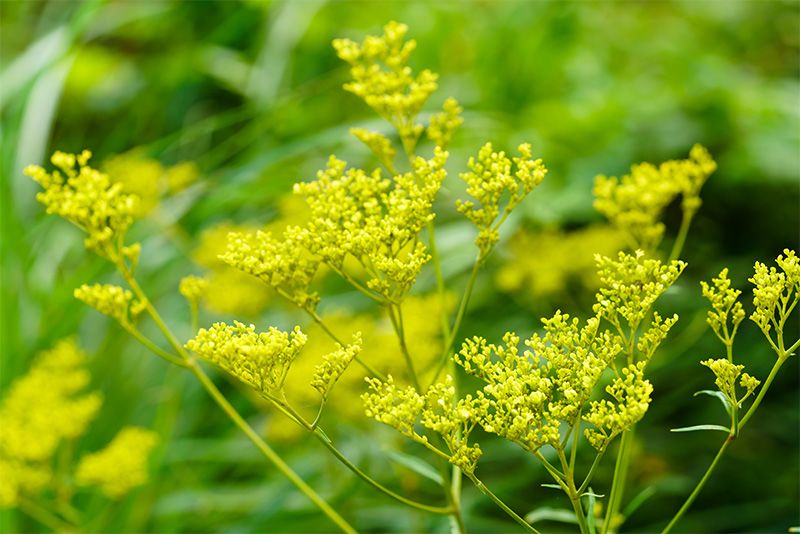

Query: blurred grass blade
[385,450,443,486]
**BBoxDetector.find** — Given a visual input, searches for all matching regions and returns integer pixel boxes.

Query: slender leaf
[524,507,579,525]
[670,424,730,433]
[540,483,563,490]
[385,450,443,486]
[694,389,733,415]
[586,489,597,534]
[622,485,657,519]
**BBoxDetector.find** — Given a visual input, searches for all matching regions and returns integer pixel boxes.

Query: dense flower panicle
[25,150,139,256]
[583,362,653,451]
[701,268,745,346]
[76,426,158,499]
[749,249,800,341]
[0,339,103,506]
[350,128,397,172]
[293,149,447,301]
[222,229,320,310]
[593,145,716,251]
[636,313,680,361]
[311,333,363,397]
[186,322,307,397]
[74,283,145,324]
[496,225,628,301]
[700,358,760,405]
[456,314,621,453]
[593,250,686,331]
[362,375,484,474]
[179,275,209,303]
[334,21,437,151]
[456,143,547,259]
[427,97,464,149]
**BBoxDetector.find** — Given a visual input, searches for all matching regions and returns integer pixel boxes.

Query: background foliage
[1,1,798,532]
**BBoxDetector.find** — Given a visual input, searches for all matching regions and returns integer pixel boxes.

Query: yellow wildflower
[74,283,145,324]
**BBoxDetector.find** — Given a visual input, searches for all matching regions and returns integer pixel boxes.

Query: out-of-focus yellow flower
[0,339,103,507]
[165,161,199,193]
[496,225,628,301]
[103,149,165,216]
[76,427,158,499]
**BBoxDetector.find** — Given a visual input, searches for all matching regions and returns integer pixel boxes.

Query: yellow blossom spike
[334,21,437,153]
[25,150,139,257]
[749,249,800,349]
[701,268,745,348]
[76,426,158,499]
[583,362,653,451]
[311,333,363,397]
[74,283,143,325]
[593,145,716,251]
[593,250,686,332]
[186,322,307,397]
[456,142,546,260]
[179,275,209,304]
[427,97,464,149]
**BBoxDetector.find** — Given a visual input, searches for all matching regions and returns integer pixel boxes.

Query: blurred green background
[1,1,798,532]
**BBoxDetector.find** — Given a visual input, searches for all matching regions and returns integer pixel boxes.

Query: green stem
[311,429,453,515]
[464,472,541,533]
[122,323,187,367]
[668,210,694,262]
[388,303,422,392]
[427,221,451,342]
[119,266,355,533]
[601,428,634,534]
[557,448,590,534]
[661,435,733,534]
[188,362,355,533]
[17,498,74,532]
[577,449,606,495]
[431,257,481,386]
[739,356,785,428]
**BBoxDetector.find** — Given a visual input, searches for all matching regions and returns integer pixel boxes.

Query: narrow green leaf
[540,483,563,490]
[670,424,730,433]
[581,491,605,498]
[385,450,443,486]
[622,485,656,519]
[524,507,578,525]
[694,389,732,415]
[586,489,597,534]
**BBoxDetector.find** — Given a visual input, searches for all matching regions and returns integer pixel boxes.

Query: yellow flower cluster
[699,358,760,407]
[701,268,745,346]
[74,283,146,325]
[222,229,320,310]
[496,225,628,301]
[75,426,158,499]
[103,149,199,215]
[179,275,209,304]
[310,333,363,398]
[593,145,716,251]
[186,322,307,397]
[583,362,653,451]
[456,313,621,453]
[350,128,397,172]
[334,21,438,152]
[427,97,464,149]
[456,143,547,259]
[192,222,272,316]
[25,150,138,256]
[593,250,686,333]
[0,339,102,506]
[292,149,448,301]
[362,374,484,474]
[749,249,799,340]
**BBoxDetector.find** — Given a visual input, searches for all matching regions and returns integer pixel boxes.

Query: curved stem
[17,498,74,532]
[557,447,589,534]
[431,257,481,386]
[464,472,541,533]
[118,265,355,533]
[427,221,451,342]
[661,435,732,534]
[387,302,421,392]
[668,210,694,262]
[577,449,606,495]
[739,356,785,428]
[122,323,187,367]
[312,428,453,515]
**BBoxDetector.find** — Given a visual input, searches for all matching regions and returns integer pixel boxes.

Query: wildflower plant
[19,19,798,534]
